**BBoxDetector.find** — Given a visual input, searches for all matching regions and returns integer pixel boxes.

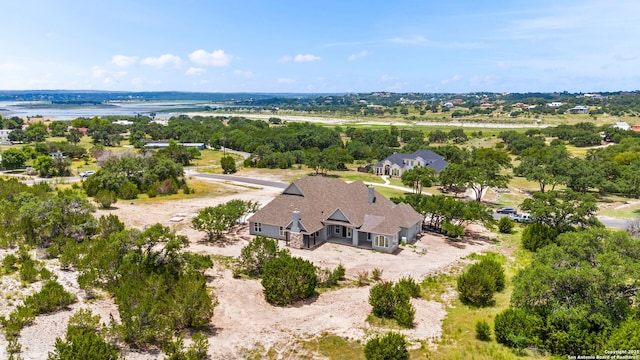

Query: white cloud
[185,67,206,76]
[141,54,182,68]
[441,75,464,84]
[277,78,296,84]
[188,49,233,66]
[294,54,321,62]
[497,61,508,69]
[111,54,139,67]
[348,50,369,61]
[388,35,427,44]
[233,70,254,78]
[278,55,292,63]
[92,66,127,84]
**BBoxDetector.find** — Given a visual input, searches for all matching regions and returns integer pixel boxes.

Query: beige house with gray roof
[248,176,423,253]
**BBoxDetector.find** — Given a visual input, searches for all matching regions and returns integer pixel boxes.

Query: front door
[342,226,346,237]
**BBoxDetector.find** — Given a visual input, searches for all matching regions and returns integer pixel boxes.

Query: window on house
[347,228,352,237]
[279,226,284,236]
[335,226,340,234]
[374,235,389,248]
[253,222,262,233]
[367,233,371,241]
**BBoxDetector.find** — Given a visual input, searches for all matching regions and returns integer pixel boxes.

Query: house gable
[326,208,351,223]
[282,182,304,196]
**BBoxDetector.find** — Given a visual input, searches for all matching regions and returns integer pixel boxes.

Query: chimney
[368,185,376,203]
[290,210,301,233]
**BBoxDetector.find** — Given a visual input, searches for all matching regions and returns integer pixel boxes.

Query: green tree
[515,145,570,192]
[25,122,48,142]
[465,148,512,201]
[509,229,640,355]
[237,236,289,278]
[519,190,601,231]
[94,190,117,209]
[33,155,54,177]
[363,332,408,360]
[400,166,436,194]
[428,129,448,143]
[191,200,257,241]
[1,148,27,169]
[261,255,318,306]
[220,155,237,174]
[65,128,83,144]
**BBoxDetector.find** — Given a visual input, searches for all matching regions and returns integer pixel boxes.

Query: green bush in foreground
[261,255,318,306]
[476,320,491,341]
[364,332,408,360]
[48,309,120,360]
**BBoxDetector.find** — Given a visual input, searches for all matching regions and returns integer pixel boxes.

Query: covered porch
[284,231,323,249]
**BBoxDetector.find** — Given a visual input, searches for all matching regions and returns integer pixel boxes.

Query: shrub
[2,254,19,273]
[318,264,346,288]
[48,309,119,360]
[364,332,408,360]
[369,281,415,328]
[94,189,117,209]
[24,280,76,313]
[521,222,559,251]
[497,216,514,234]
[394,300,415,328]
[237,236,288,278]
[457,267,496,307]
[476,320,491,341]
[371,267,384,281]
[369,281,399,318]
[477,258,506,292]
[357,271,370,286]
[118,181,139,200]
[494,308,542,348]
[261,256,318,306]
[396,276,421,298]
[19,258,39,283]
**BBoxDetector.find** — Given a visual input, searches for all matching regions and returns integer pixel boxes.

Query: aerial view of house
[248,176,423,253]
[373,149,448,177]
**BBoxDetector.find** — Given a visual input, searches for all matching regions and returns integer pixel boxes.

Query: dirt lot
[6,178,495,359]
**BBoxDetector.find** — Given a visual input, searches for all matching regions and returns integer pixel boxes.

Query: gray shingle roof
[248,176,423,236]
[374,149,448,172]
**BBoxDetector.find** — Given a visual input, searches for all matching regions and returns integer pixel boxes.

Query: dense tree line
[82,153,186,199]
[496,229,640,356]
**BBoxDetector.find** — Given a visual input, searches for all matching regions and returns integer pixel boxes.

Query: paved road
[493,212,631,230]
[192,173,287,189]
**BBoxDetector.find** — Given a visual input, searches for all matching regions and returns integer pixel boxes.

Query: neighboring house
[49,151,66,160]
[547,102,564,108]
[613,122,631,131]
[373,149,448,177]
[248,176,423,253]
[633,124,640,133]
[0,129,12,144]
[443,102,454,109]
[569,105,589,114]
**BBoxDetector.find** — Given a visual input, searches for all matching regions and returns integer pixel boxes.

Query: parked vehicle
[509,213,534,223]
[496,207,517,215]
[79,170,95,178]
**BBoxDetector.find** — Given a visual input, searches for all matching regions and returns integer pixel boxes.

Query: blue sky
[1,0,639,93]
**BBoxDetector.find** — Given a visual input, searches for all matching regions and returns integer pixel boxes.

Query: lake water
[0,101,224,120]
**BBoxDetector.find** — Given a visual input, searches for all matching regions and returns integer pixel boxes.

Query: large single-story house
[373,149,448,177]
[613,122,631,131]
[248,176,423,253]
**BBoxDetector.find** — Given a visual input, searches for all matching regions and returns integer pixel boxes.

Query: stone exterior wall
[289,232,304,249]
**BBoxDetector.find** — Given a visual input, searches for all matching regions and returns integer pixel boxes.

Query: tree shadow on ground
[445,230,497,249]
